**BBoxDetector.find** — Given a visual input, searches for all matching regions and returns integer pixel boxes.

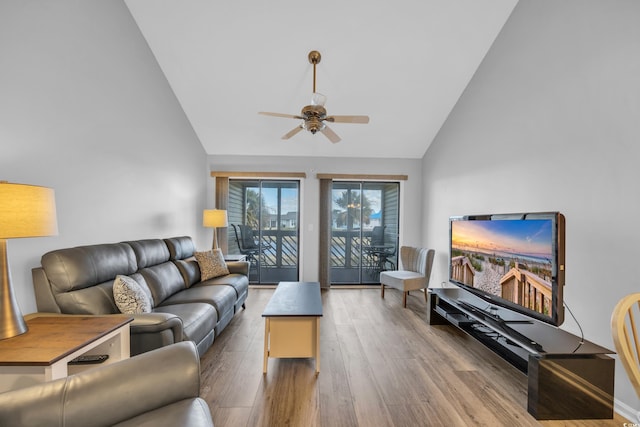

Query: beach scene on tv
[450,219,554,316]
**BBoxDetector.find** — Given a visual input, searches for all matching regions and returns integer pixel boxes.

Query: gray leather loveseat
[0,341,214,427]
[32,236,248,356]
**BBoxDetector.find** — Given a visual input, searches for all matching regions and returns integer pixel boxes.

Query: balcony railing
[228,229,396,283]
[260,229,298,267]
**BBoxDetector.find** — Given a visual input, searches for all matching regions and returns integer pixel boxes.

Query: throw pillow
[113,275,152,314]
[194,249,229,280]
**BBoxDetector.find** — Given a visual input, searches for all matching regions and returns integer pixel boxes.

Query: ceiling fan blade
[320,125,341,143]
[259,112,302,119]
[326,115,370,124]
[282,126,303,140]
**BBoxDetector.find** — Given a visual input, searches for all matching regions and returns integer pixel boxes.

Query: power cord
[564,299,585,353]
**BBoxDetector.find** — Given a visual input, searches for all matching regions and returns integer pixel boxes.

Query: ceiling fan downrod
[308,50,321,94]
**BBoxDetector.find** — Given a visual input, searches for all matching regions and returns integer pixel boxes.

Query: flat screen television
[449,212,565,326]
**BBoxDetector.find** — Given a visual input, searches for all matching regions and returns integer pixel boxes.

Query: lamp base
[0,239,28,340]
[212,228,219,250]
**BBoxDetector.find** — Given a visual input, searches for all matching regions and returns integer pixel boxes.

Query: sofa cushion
[153,303,217,346]
[139,262,187,305]
[41,243,137,293]
[194,249,229,280]
[113,275,152,314]
[54,281,120,314]
[165,236,196,261]
[173,259,201,287]
[198,273,249,301]
[126,239,171,269]
[161,284,236,324]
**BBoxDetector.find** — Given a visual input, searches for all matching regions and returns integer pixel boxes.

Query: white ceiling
[125,0,518,159]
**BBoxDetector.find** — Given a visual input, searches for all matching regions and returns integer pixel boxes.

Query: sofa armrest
[129,312,184,355]
[0,341,209,427]
[32,267,62,313]
[226,260,250,276]
[130,313,183,338]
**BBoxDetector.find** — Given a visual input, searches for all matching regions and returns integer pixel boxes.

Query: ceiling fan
[259,50,369,143]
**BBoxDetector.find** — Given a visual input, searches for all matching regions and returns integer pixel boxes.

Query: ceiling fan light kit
[259,50,369,143]
[311,92,326,107]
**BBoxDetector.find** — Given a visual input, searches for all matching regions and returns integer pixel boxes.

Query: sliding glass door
[227,179,299,284]
[331,181,400,284]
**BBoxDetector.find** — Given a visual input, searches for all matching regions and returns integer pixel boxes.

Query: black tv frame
[448,211,565,326]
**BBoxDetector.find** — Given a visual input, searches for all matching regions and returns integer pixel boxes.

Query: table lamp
[203,209,228,250]
[0,182,58,340]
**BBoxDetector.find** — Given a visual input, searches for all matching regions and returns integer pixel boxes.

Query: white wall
[422,0,640,418]
[209,155,423,282]
[0,1,210,314]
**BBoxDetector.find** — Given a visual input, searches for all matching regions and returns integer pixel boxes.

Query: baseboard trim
[614,398,638,423]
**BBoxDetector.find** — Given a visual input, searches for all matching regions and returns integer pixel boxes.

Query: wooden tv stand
[428,287,615,420]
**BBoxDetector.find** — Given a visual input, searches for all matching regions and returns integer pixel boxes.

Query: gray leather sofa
[32,236,248,356]
[0,341,214,427]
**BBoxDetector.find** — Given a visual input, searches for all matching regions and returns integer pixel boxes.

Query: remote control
[69,354,109,365]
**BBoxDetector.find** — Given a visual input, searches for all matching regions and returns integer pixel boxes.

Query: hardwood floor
[200,287,628,427]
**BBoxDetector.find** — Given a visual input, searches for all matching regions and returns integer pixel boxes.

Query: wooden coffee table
[262,282,323,374]
[0,315,132,392]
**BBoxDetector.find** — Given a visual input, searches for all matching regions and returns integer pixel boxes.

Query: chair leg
[423,289,428,303]
[381,284,385,298]
[403,291,407,308]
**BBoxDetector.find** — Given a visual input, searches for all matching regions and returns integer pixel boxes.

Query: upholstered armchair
[380,246,435,308]
[0,341,214,427]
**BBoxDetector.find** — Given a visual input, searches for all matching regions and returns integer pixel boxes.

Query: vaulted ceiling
[125,0,518,159]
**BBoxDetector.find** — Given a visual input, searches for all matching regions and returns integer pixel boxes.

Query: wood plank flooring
[200,287,628,427]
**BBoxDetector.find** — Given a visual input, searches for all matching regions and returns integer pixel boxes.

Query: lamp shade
[203,209,228,228]
[0,182,58,239]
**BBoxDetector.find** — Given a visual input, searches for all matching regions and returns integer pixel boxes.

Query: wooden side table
[224,254,247,262]
[0,315,133,392]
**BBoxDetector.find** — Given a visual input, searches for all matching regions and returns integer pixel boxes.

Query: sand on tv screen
[450,218,554,318]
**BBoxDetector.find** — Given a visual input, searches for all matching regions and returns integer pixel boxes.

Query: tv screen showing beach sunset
[450,219,554,315]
